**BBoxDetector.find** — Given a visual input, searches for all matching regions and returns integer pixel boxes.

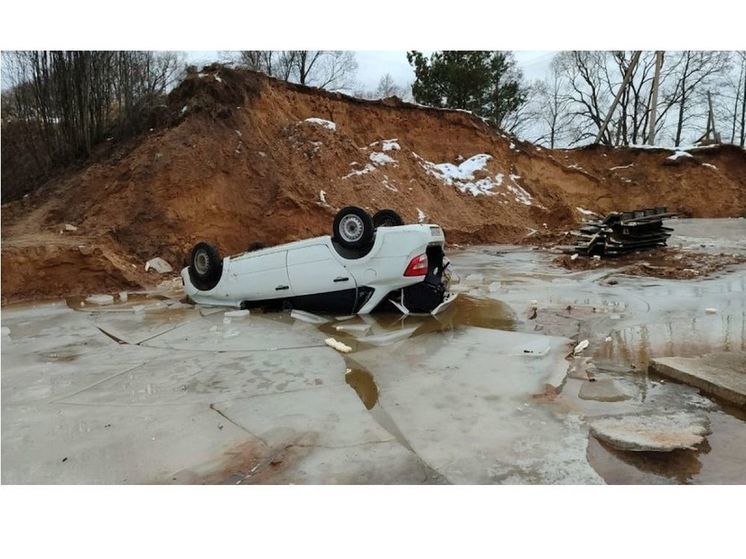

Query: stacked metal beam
[568,207,675,256]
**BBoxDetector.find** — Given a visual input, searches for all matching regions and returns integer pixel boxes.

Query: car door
[287,244,356,298]
[231,250,291,301]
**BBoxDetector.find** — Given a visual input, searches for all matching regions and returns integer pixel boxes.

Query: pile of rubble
[567,207,676,256]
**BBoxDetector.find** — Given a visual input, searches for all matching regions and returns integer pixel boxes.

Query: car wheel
[188,242,223,291]
[372,209,404,228]
[332,206,374,250]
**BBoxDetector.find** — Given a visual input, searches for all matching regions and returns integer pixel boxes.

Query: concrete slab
[589,412,711,452]
[351,327,603,483]
[650,352,746,407]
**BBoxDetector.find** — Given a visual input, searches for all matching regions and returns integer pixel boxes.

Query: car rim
[194,251,210,275]
[339,214,364,242]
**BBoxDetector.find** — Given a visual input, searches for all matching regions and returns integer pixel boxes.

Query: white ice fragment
[86,294,114,305]
[358,327,417,347]
[381,139,400,151]
[705,308,718,314]
[528,299,539,308]
[416,208,426,223]
[303,117,336,131]
[335,323,372,335]
[571,253,579,260]
[592,255,601,261]
[64,223,78,232]
[224,310,250,318]
[573,339,590,355]
[319,190,328,205]
[325,337,352,353]
[291,309,329,324]
[144,257,173,274]
[701,162,718,170]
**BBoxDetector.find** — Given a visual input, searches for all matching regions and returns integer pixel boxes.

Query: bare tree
[233,50,357,91]
[375,73,403,98]
[530,60,573,148]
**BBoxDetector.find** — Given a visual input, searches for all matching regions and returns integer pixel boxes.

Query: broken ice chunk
[86,294,114,305]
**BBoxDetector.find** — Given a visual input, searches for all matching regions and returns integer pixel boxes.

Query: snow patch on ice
[303,117,336,131]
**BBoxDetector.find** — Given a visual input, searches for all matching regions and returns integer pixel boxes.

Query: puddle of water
[345,367,378,410]
[596,313,746,369]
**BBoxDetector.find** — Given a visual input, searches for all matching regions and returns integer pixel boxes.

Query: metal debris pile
[567,207,676,256]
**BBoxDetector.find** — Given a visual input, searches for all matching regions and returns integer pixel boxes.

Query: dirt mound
[3,67,746,303]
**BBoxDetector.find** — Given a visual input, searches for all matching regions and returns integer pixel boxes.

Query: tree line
[529,50,746,148]
[1,51,183,199]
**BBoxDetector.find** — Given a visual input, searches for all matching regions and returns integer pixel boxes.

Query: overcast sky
[187,50,557,91]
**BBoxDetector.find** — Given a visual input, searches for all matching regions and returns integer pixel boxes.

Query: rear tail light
[404,253,428,276]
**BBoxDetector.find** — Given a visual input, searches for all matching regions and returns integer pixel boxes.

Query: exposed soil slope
[3,66,746,303]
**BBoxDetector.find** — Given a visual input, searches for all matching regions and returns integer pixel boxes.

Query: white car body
[181,224,454,314]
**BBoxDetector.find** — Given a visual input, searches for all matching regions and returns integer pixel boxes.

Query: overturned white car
[181,207,456,315]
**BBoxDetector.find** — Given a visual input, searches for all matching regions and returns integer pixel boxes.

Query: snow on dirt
[668,151,694,161]
[369,151,397,166]
[418,153,503,196]
[303,117,336,131]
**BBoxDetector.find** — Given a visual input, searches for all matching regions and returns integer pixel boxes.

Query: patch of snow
[417,208,426,223]
[214,75,222,83]
[418,153,500,196]
[609,163,634,171]
[369,151,397,166]
[509,142,516,150]
[702,162,718,170]
[576,207,597,216]
[667,151,694,161]
[507,175,535,206]
[567,163,586,171]
[381,139,400,151]
[381,177,398,192]
[342,164,376,179]
[303,117,336,131]
[319,190,328,205]
[235,129,242,137]
[180,105,188,115]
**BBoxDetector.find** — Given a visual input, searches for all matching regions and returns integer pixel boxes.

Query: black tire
[188,242,223,291]
[332,206,374,250]
[372,209,404,228]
